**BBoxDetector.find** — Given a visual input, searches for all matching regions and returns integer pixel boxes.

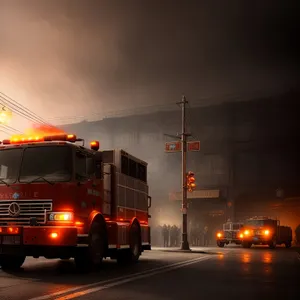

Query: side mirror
[147,195,152,208]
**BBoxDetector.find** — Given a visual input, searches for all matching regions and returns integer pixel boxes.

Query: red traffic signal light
[186,171,196,192]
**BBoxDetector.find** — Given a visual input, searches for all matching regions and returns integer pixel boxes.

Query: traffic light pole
[178,95,190,251]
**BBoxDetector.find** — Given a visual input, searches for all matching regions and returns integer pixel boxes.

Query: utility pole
[177,95,190,251]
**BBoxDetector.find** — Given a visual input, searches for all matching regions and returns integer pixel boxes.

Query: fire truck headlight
[49,212,73,221]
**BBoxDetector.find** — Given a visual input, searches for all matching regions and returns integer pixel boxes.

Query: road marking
[55,256,211,300]
[29,255,212,300]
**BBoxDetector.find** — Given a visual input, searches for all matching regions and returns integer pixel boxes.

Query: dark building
[61,90,300,231]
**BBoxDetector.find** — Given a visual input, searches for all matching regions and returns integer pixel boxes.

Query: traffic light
[186,171,196,192]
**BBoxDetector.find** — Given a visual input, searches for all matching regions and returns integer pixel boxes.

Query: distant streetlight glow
[0,107,12,124]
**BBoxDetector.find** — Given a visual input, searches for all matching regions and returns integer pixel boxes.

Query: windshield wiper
[0,179,9,187]
[27,176,55,185]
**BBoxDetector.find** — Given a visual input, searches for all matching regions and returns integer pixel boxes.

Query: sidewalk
[151,246,219,254]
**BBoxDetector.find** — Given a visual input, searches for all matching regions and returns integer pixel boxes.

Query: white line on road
[29,255,212,300]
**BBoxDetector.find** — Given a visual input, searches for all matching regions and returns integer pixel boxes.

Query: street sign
[165,141,182,152]
[165,140,200,152]
[187,141,200,151]
[169,189,220,201]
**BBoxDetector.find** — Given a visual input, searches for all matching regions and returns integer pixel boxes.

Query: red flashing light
[2,139,11,145]
[44,134,77,142]
[0,227,20,234]
[90,140,100,151]
[7,133,78,145]
[10,136,42,144]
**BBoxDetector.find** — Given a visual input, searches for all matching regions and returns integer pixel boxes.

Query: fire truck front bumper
[0,226,81,257]
[217,238,242,244]
[22,226,78,246]
[243,236,272,245]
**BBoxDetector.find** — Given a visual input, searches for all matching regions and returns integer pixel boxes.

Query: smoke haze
[0,0,299,121]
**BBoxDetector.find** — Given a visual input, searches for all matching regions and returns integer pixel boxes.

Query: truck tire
[217,241,225,247]
[117,222,141,264]
[285,241,292,248]
[242,242,252,248]
[74,221,106,270]
[0,254,26,270]
[129,222,142,262]
[269,238,277,249]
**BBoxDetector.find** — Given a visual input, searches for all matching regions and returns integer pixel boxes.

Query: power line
[0,92,55,127]
[0,128,14,136]
[0,92,48,124]
[0,124,22,134]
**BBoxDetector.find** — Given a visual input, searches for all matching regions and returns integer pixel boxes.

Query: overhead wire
[0,124,22,134]
[0,129,13,137]
[0,92,55,126]
[0,92,59,140]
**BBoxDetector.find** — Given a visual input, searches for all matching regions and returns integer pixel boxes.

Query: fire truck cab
[0,133,151,270]
[216,221,244,247]
[240,216,292,249]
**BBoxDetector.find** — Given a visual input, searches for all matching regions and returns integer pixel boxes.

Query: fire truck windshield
[245,219,272,227]
[0,148,23,184]
[19,146,72,183]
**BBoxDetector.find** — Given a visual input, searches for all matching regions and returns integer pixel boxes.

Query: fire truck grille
[224,231,239,239]
[0,200,52,225]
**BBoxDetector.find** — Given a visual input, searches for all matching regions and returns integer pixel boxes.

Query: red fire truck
[0,133,151,270]
[240,216,292,249]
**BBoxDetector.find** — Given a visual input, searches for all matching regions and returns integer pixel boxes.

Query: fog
[0,0,299,123]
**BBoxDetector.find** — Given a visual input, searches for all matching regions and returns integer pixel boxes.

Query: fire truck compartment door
[103,163,112,215]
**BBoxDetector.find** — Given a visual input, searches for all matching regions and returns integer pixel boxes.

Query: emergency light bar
[2,134,78,145]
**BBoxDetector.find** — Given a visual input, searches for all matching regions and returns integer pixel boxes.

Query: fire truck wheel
[268,239,277,249]
[0,254,26,270]
[217,241,225,247]
[285,242,292,248]
[117,222,141,264]
[129,223,142,262]
[74,221,106,269]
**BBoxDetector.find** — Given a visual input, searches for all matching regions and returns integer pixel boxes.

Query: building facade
[62,90,300,230]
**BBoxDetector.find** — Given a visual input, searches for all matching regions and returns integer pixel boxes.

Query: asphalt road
[0,246,299,300]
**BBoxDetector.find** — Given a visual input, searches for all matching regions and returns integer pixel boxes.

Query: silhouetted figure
[162,224,169,247]
[203,226,209,246]
[177,226,181,246]
[170,225,179,247]
[195,224,201,246]
[167,225,171,246]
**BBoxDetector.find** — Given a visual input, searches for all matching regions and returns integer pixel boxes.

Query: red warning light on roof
[90,140,100,151]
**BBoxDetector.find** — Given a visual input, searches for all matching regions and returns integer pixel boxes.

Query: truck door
[74,149,101,218]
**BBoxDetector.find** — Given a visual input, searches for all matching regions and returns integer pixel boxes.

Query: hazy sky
[0,0,299,123]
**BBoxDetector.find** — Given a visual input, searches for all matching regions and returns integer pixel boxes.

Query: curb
[152,249,220,255]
